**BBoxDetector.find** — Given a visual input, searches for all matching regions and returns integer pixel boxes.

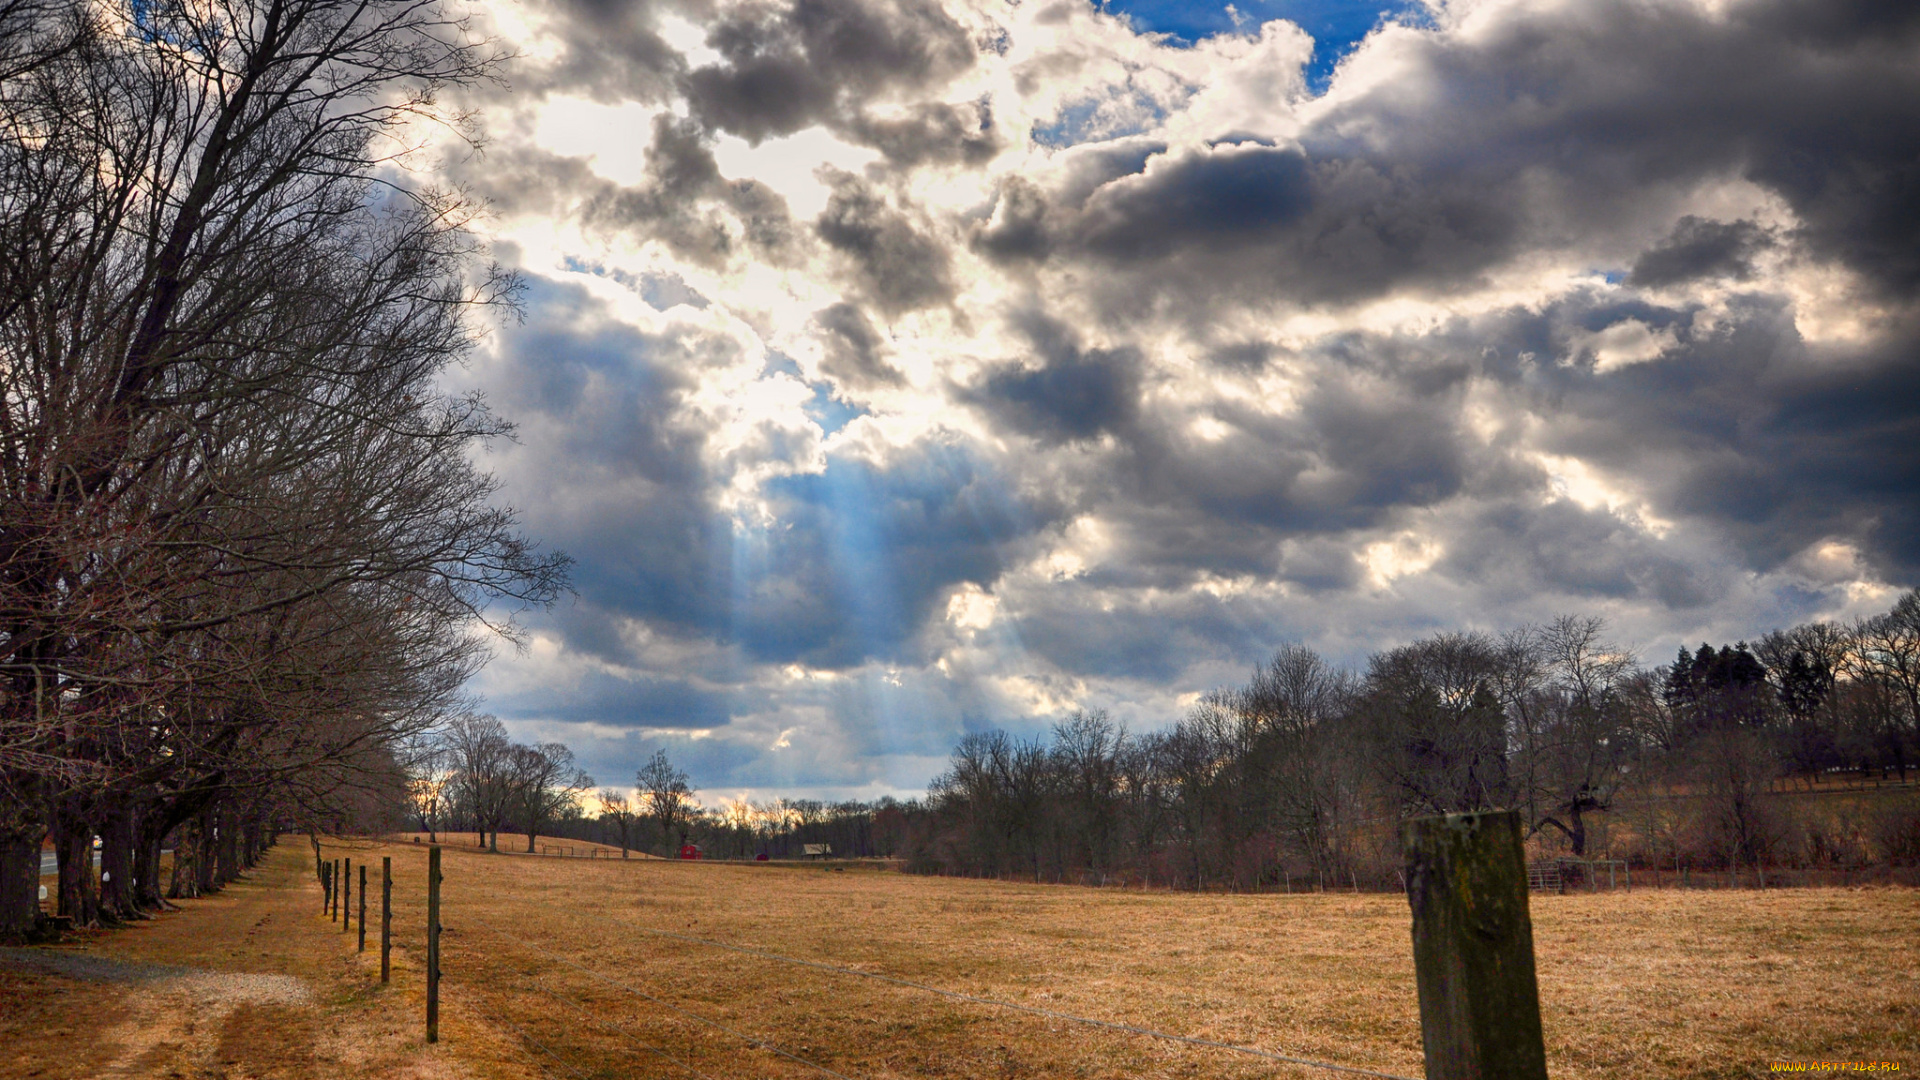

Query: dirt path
[0,843,532,1080]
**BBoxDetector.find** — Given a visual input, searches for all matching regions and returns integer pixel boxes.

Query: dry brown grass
[7,839,1915,1079]
[344,840,1919,1080]
[0,841,524,1080]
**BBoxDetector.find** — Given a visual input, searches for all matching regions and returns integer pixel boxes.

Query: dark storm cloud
[977,143,1515,307]
[1076,144,1312,262]
[484,279,734,665]
[495,668,735,730]
[972,174,1052,260]
[505,0,687,103]
[972,138,1168,262]
[1274,536,1363,593]
[587,115,802,267]
[1629,217,1774,287]
[970,282,1913,617]
[843,99,1000,168]
[683,0,975,142]
[1437,497,1716,610]
[1447,289,1920,584]
[815,170,954,312]
[1124,339,1478,532]
[968,314,1142,444]
[994,0,1920,312]
[813,302,904,387]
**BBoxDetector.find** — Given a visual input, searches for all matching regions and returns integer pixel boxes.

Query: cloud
[444,0,1920,799]
[1629,216,1774,287]
[812,301,904,387]
[969,313,1142,444]
[683,0,976,141]
[813,169,956,312]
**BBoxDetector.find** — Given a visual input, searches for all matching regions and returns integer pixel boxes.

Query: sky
[433,0,1920,805]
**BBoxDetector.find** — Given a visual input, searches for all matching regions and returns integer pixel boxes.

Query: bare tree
[1050,710,1123,874]
[442,715,513,851]
[406,743,454,843]
[599,790,636,857]
[1854,590,1920,779]
[1517,616,1637,856]
[1238,644,1364,888]
[509,742,593,852]
[1359,632,1518,815]
[636,750,695,854]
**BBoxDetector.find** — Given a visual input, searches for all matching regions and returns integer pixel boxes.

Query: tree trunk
[98,803,137,921]
[133,818,167,912]
[169,820,196,899]
[0,829,44,938]
[54,822,98,928]
[194,807,219,894]
[216,802,241,884]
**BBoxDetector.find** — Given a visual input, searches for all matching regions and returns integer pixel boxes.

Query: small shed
[678,844,702,860]
[802,843,833,859]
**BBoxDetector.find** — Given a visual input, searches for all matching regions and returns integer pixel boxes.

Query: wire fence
[327,842,1426,1080]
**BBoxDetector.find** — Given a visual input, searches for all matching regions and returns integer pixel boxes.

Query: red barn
[679,844,701,860]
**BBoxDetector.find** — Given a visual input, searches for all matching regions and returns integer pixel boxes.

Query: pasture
[335,838,1916,1080]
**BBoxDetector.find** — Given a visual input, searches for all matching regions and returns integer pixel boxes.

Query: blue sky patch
[1103,0,1423,91]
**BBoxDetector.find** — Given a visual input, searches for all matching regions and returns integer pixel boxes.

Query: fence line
[485,917,1419,1080]
[465,917,861,1080]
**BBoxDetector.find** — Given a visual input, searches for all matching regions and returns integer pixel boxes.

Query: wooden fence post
[322,861,332,914]
[381,857,392,984]
[343,857,352,935]
[1403,810,1548,1080]
[426,845,441,1043]
[358,864,367,952]
[331,860,340,921]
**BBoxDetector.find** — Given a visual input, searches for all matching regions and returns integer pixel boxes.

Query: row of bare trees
[0,0,565,934]
[908,595,1920,888]
[500,746,906,860]
[407,715,594,853]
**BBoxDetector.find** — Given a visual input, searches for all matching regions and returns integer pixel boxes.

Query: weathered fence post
[343,857,352,934]
[381,857,392,984]
[426,845,441,1043]
[1403,810,1549,1080]
[331,860,340,920]
[358,864,367,952]
[322,861,332,914]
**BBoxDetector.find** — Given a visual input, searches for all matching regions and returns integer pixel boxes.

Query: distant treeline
[436,592,1920,890]
[903,596,1920,888]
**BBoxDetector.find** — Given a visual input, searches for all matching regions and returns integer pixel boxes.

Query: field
[4,840,1916,1079]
